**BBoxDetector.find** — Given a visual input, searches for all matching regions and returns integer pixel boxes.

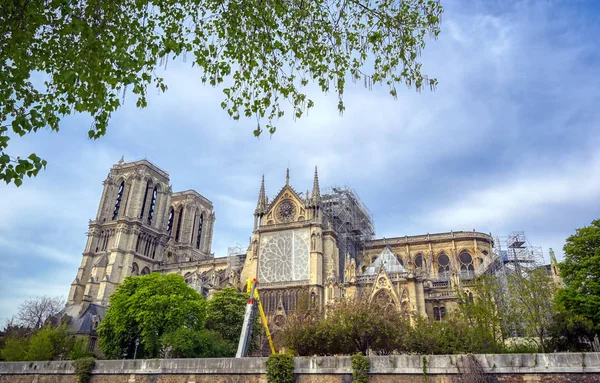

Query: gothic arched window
[147,187,157,225]
[141,267,150,275]
[175,207,184,242]
[414,253,426,270]
[437,253,450,280]
[131,262,139,276]
[166,208,174,235]
[112,182,124,220]
[196,213,204,249]
[140,181,152,219]
[459,251,474,279]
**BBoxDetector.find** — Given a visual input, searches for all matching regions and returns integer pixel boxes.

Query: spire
[118,155,124,165]
[255,175,267,214]
[549,248,558,264]
[285,168,290,186]
[311,166,321,203]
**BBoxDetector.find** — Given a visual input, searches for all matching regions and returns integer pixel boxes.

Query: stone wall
[1,353,599,383]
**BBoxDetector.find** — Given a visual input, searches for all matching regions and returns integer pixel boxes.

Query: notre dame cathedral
[62,158,499,348]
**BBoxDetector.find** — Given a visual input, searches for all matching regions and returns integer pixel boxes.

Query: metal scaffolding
[483,231,547,337]
[485,231,546,279]
[227,244,244,271]
[321,186,375,282]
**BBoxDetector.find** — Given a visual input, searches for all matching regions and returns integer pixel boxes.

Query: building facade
[62,158,497,342]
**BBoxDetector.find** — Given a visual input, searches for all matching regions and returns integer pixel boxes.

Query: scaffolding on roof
[482,231,547,337]
[227,244,244,271]
[484,231,546,279]
[321,186,375,282]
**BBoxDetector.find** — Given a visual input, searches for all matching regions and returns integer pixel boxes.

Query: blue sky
[1,0,599,325]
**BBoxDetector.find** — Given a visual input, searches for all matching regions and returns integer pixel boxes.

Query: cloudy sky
[1,0,599,325]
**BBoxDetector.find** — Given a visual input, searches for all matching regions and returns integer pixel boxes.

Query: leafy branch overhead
[0,0,443,185]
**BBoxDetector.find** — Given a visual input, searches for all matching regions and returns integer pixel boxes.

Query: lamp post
[133,338,140,360]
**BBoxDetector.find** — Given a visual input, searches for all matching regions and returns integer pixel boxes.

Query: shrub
[73,357,95,383]
[161,327,231,358]
[69,338,94,360]
[351,352,370,383]
[0,336,29,361]
[266,353,295,383]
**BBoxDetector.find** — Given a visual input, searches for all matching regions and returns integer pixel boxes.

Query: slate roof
[70,304,107,334]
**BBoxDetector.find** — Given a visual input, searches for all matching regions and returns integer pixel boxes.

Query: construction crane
[235,279,276,357]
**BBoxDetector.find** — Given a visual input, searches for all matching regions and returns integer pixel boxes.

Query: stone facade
[1,353,599,382]
[62,158,498,340]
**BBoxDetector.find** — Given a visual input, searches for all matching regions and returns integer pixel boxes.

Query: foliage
[547,308,596,352]
[507,268,556,353]
[555,219,600,335]
[205,287,261,356]
[73,357,95,383]
[1,325,74,361]
[0,318,31,358]
[0,336,29,361]
[98,273,206,359]
[27,325,74,361]
[501,338,539,354]
[161,327,230,358]
[266,353,295,383]
[408,315,499,355]
[278,296,501,356]
[350,352,369,383]
[15,296,65,329]
[69,338,95,360]
[0,0,443,186]
[457,276,508,346]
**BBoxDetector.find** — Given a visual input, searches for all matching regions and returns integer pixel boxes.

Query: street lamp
[133,338,140,360]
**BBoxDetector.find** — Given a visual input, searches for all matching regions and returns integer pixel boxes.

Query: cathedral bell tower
[67,158,173,308]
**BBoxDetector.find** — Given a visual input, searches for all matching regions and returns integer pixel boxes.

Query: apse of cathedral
[61,158,495,341]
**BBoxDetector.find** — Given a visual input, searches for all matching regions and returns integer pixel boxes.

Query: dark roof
[70,304,107,334]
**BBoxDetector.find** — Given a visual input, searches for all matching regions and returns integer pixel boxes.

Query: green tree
[456,275,508,348]
[69,338,95,360]
[25,325,74,361]
[507,268,556,353]
[161,327,230,358]
[0,336,29,361]
[547,307,596,352]
[205,287,247,347]
[97,273,206,359]
[555,218,600,334]
[1,0,443,186]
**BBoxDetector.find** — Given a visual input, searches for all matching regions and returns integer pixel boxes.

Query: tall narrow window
[175,207,183,242]
[196,214,203,249]
[147,187,157,225]
[437,254,450,280]
[166,208,174,235]
[140,181,151,219]
[191,213,197,245]
[415,254,426,270]
[112,182,124,220]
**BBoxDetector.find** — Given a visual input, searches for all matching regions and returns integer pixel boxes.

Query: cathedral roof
[365,246,405,275]
[70,304,107,334]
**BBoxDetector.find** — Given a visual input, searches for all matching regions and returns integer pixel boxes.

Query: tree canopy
[1,0,443,186]
[555,218,600,335]
[97,273,206,359]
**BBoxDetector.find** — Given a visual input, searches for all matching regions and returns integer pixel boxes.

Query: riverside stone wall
[1,353,599,383]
